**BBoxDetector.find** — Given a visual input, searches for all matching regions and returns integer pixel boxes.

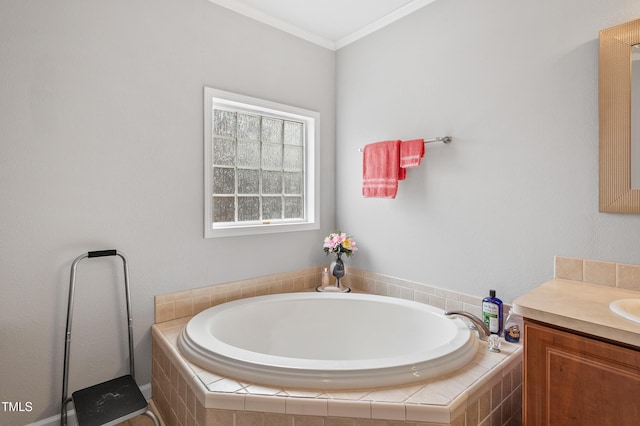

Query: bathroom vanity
[514,279,640,426]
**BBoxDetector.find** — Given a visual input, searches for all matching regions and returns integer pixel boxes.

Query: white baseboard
[28,383,152,426]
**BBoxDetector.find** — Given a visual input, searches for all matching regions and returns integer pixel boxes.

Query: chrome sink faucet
[444,310,501,352]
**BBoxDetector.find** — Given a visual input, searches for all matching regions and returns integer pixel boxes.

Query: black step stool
[60,250,159,426]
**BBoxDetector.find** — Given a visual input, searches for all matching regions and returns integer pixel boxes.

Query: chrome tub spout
[444,310,501,352]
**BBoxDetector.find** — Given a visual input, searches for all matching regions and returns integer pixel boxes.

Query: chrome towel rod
[358,136,452,152]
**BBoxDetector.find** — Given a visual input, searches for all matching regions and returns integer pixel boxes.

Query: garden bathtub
[177,292,478,390]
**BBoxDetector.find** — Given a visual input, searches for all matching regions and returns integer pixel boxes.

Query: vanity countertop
[513,278,640,347]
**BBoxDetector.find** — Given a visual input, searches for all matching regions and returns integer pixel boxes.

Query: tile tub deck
[152,316,522,426]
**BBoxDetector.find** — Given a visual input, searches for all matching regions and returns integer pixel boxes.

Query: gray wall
[4,0,640,423]
[336,0,640,304]
[0,0,335,423]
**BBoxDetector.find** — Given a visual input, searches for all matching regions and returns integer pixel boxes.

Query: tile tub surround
[154,267,322,323]
[152,319,521,426]
[152,268,523,426]
[154,267,497,324]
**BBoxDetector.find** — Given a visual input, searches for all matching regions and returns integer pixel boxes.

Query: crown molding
[207,0,436,51]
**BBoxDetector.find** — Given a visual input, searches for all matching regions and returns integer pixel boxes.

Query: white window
[204,87,320,238]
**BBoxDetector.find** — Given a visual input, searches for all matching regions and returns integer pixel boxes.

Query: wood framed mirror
[599,19,640,213]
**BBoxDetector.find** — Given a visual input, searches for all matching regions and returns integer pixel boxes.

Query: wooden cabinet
[523,319,640,426]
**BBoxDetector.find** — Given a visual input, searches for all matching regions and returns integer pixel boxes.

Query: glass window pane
[213,167,235,194]
[237,141,260,168]
[284,121,303,146]
[206,90,313,234]
[237,169,259,194]
[262,170,282,194]
[213,196,235,222]
[262,144,282,169]
[283,146,303,171]
[262,196,282,220]
[213,110,236,137]
[284,172,302,194]
[284,197,302,219]
[213,137,235,166]
[261,117,283,143]
[238,196,260,221]
[237,114,261,141]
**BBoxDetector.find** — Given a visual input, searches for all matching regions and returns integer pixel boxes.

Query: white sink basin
[610,299,640,324]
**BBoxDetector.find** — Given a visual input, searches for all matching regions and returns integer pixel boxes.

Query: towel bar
[358,136,452,152]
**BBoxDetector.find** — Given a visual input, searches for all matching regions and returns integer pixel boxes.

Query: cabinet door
[524,319,640,426]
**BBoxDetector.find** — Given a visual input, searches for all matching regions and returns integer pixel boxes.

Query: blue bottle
[482,289,503,335]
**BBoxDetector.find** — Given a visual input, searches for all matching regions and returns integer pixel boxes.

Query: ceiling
[207,0,437,50]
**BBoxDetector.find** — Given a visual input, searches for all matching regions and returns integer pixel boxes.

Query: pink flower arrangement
[323,231,358,257]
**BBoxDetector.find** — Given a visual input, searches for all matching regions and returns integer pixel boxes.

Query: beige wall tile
[491,382,502,410]
[211,291,226,307]
[191,286,213,298]
[445,299,463,312]
[195,399,206,425]
[268,280,284,294]
[584,260,617,287]
[293,276,306,291]
[281,278,295,293]
[463,303,483,319]
[400,287,414,301]
[387,284,402,299]
[292,416,325,426]
[155,290,188,304]
[241,285,257,299]
[459,293,483,306]
[236,411,267,426]
[264,413,294,426]
[155,302,175,323]
[174,298,194,319]
[192,295,211,316]
[206,409,234,426]
[435,288,460,301]
[375,281,389,296]
[286,398,328,417]
[501,373,512,401]
[429,294,446,310]
[450,412,465,426]
[414,290,430,305]
[325,418,355,426]
[466,399,479,426]
[361,278,376,293]
[256,283,270,296]
[617,263,640,291]
[478,390,491,422]
[226,288,242,302]
[555,256,583,281]
[414,283,436,295]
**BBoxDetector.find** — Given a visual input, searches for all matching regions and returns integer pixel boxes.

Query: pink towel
[362,140,404,199]
[400,139,425,168]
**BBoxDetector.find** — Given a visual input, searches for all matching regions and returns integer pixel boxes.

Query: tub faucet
[444,310,501,352]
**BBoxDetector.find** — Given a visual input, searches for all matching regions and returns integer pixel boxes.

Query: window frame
[204,87,320,238]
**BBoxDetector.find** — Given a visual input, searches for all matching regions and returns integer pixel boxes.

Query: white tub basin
[178,292,478,390]
[610,299,640,324]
